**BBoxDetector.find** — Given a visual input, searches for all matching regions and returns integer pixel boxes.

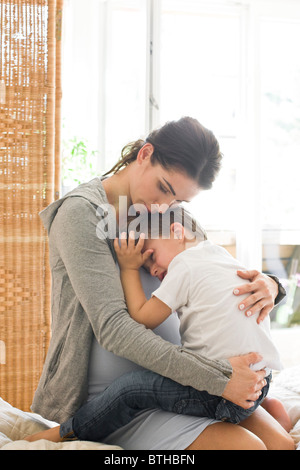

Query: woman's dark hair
[104,116,222,189]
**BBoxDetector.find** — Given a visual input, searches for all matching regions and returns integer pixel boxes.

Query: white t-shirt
[152,240,282,372]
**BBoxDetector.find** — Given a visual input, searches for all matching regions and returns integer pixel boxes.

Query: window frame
[149,0,300,269]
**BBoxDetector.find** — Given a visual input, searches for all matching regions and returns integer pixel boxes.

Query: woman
[31,117,285,450]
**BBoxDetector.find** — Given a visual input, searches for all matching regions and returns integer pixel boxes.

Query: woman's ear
[136,143,154,165]
[170,222,185,242]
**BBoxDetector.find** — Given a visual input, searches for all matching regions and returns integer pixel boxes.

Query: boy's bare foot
[262,397,292,432]
[24,425,62,442]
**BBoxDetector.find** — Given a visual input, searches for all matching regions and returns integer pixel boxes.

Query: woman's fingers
[236,269,259,281]
[257,378,267,391]
[234,270,276,323]
[257,305,272,323]
[223,353,268,408]
[244,352,263,367]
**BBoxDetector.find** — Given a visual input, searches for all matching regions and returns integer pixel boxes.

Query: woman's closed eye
[158,182,169,194]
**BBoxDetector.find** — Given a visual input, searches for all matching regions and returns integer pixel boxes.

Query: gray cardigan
[31,178,232,423]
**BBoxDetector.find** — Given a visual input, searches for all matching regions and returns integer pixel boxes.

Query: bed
[269,365,300,450]
[0,364,299,450]
[0,398,122,450]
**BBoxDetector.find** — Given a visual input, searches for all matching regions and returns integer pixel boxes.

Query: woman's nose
[153,197,176,213]
[151,202,168,213]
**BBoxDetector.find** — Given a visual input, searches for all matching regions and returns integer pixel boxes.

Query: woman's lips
[140,202,151,213]
[143,202,161,213]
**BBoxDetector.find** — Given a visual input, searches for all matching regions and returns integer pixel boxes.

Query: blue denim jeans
[60,370,271,442]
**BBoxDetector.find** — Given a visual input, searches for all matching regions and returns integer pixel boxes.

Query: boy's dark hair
[127,206,207,242]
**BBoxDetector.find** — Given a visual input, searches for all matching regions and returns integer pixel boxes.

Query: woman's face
[130,144,201,212]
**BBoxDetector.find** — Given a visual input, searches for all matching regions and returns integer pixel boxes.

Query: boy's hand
[114,231,153,271]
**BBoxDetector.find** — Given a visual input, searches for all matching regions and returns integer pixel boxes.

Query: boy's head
[128,206,206,280]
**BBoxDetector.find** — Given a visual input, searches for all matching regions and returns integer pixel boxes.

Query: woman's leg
[27,421,269,450]
[240,406,295,450]
[186,422,267,450]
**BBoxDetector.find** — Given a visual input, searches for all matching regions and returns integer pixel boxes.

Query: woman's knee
[270,432,295,451]
[241,406,295,451]
[186,422,267,450]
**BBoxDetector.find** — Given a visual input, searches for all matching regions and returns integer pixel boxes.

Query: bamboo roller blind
[0,0,63,411]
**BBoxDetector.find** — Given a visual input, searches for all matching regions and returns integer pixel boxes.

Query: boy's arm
[114,232,172,329]
[120,268,172,329]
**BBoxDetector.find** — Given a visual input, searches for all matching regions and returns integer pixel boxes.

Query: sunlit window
[159,1,241,241]
[61,0,300,326]
[260,19,300,235]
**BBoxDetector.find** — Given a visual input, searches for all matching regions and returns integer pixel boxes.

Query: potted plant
[61,136,99,195]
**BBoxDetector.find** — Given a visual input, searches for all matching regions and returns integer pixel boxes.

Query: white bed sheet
[269,365,300,450]
[0,397,121,450]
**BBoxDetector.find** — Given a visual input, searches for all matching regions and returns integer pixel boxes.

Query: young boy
[26,207,292,445]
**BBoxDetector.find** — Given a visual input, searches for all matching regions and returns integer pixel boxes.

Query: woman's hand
[234,270,278,324]
[222,353,267,409]
[114,231,153,271]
